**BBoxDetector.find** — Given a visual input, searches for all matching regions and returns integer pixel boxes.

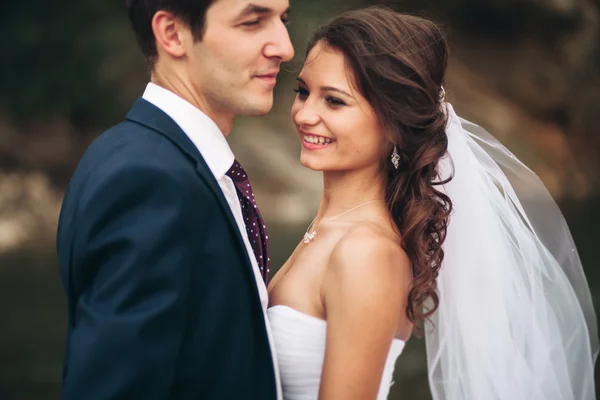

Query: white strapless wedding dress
[267,305,405,400]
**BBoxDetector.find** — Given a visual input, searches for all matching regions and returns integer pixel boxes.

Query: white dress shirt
[142,82,281,400]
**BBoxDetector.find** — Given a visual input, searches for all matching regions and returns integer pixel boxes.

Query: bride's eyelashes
[293,87,347,107]
[326,96,346,107]
[292,87,309,99]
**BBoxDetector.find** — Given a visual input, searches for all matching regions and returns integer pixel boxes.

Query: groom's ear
[151,10,188,60]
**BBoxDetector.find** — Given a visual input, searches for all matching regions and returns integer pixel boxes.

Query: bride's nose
[292,102,321,127]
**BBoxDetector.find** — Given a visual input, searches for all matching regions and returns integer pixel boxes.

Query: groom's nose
[263,21,294,62]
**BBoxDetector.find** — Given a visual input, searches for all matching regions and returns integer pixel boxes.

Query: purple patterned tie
[226,160,270,284]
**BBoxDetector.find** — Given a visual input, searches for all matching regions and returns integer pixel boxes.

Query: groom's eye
[281,13,290,25]
[241,19,261,27]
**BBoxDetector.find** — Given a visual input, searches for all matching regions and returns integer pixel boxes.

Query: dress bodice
[267,305,405,400]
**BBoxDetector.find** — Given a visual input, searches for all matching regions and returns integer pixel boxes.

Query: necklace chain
[303,199,384,244]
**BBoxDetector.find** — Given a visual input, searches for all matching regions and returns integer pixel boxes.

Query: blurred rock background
[1,0,599,398]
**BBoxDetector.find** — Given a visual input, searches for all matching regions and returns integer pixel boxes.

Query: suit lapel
[125,98,257,276]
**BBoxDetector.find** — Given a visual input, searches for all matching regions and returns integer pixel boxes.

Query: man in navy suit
[56,1,294,399]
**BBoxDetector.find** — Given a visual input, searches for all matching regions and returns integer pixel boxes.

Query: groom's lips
[255,71,279,86]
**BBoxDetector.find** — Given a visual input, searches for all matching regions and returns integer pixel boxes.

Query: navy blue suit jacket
[56,98,277,400]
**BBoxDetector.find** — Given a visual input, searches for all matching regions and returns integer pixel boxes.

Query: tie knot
[226,159,248,183]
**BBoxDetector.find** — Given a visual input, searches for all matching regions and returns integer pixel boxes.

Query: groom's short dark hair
[125,0,215,68]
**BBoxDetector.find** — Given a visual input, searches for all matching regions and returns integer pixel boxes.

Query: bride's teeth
[303,134,334,145]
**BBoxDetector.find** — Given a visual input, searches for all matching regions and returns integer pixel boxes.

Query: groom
[56,1,294,399]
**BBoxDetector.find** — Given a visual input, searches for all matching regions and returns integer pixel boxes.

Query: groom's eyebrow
[297,78,353,98]
[236,4,291,18]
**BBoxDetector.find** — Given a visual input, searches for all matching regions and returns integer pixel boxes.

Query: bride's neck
[316,167,386,222]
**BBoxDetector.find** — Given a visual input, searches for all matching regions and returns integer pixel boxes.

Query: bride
[267,6,598,400]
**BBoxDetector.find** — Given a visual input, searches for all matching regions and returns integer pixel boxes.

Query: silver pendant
[303,230,317,244]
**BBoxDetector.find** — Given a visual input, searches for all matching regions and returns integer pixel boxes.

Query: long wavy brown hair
[307,6,452,334]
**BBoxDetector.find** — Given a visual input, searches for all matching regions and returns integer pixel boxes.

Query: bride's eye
[326,96,346,107]
[293,87,309,99]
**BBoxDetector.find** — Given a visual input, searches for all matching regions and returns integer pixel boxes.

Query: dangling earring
[391,145,400,170]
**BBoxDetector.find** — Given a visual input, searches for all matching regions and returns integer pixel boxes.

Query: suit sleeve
[63,161,202,400]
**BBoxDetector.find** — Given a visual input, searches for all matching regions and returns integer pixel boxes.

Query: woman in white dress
[267,6,598,400]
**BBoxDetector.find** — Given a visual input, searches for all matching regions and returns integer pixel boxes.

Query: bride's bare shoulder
[331,223,409,270]
[324,224,411,303]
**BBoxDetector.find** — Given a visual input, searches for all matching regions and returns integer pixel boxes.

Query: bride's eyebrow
[296,77,354,98]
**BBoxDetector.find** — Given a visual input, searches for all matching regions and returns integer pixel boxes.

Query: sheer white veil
[425,103,599,399]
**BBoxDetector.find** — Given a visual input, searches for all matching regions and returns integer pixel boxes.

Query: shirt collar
[142,82,234,179]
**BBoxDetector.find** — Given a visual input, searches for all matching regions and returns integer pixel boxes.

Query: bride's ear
[152,10,188,59]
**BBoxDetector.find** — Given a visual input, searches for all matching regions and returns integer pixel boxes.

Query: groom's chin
[240,97,275,117]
